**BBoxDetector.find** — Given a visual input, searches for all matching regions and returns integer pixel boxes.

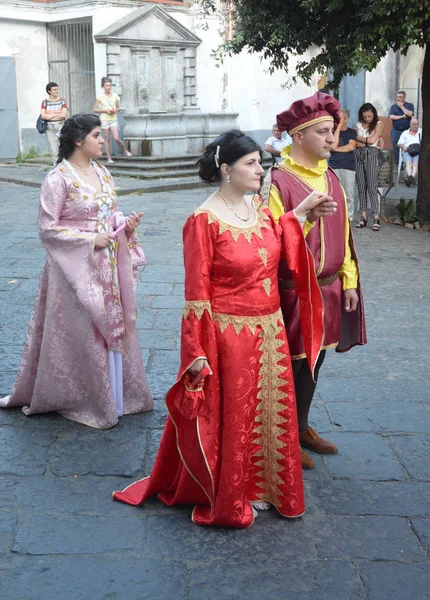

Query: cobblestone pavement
[0,182,429,600]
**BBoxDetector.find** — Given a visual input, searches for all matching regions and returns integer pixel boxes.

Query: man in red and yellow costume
[268,92,366,469]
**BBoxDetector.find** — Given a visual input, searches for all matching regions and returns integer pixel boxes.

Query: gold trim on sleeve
[183,300,212,320]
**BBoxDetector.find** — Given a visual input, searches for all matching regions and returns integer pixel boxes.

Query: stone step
[110,167,199,180]
[25,155,201,167]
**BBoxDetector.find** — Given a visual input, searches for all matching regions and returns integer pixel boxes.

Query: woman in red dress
[113,131,337,528]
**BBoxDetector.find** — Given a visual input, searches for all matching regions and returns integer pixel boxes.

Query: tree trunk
[416,42,430,222]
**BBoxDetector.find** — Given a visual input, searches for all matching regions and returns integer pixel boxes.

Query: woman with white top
[93,77,132,165]
[355,103,384,231]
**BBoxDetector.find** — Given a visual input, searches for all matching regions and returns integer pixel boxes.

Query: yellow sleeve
[268,184,285,223]
[338,190,358,290]
[269,184,315,236]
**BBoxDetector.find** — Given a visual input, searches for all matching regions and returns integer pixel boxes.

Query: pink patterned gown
[0,159,153,428]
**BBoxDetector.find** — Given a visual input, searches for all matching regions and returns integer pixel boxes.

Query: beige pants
[45,121,64,165]
[334,168,356,221]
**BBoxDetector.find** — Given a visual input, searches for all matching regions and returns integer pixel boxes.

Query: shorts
[101,120,119,130]
[402,151,419,163]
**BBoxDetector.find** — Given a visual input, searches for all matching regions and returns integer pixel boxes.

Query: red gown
[113,197,323,528]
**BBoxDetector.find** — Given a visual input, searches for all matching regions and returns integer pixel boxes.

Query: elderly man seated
[264,124,292,164]
[398,117,421,186]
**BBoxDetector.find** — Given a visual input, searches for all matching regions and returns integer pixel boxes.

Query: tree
[197,0,430,221]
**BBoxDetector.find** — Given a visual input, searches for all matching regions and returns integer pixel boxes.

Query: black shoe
[356,216,368,228]
[410,175,416,186]
[405,175,411,187]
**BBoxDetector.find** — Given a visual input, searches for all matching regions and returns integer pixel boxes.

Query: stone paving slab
[358,561,430,600]
[1,181,430,599]
[145,513,319,561]
[387,435,430,480]
[309,480,430,517]
[411,518,430,556]
[320,432,409,480]
[49,428,149,477]
[13,514,147,555]
[313,514,425,561]
[188,558,367,600]
[0,427,56,476]
[0,556,189,600]
[325,401,430,433]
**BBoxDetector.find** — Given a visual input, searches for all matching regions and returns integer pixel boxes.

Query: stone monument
[95,5,238,157]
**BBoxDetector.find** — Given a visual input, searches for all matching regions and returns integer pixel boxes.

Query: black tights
[292,350,326,433]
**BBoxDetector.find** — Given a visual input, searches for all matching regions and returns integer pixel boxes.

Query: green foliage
[396,198,425,224]
[16,146,37,164]
[195,0,430,85]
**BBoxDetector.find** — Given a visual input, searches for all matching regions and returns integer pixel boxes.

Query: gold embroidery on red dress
[194,197,271,244]
[262,277,271,297]
[258,247,268,267]
[210,309,289,508]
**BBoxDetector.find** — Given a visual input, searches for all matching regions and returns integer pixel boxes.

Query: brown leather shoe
[300,447,316,469]
[299,427,338,455]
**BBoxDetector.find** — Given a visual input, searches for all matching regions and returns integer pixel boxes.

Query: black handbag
[36,100,47,134]
[36,115,46,134]
[407,133,420,157]
[408,143,420,157]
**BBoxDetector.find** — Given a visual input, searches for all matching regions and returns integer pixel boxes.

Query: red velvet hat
[277,92,340,135]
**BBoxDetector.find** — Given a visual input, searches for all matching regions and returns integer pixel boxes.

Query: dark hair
[398,90,406,96]
[57,113,101,163]
[101,76,112,88]
[196,130,262,184]
[46,81,58,94]
[358,103,379,134]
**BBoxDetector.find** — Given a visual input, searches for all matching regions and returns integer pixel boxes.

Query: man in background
[389,90,414,165]
[264,124,292,164]
[329,108,357,221]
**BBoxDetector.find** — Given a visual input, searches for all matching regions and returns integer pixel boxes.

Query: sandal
[125,151,133,157]
[106,160,115,165]
[373,218,380,231]
[356,217,368,228]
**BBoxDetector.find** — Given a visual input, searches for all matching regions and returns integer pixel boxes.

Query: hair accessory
[214,145,220,168]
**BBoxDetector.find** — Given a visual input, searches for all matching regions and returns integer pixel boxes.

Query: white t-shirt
[398,128,422,148]
[356,121,382,147]
[265,135,292,163]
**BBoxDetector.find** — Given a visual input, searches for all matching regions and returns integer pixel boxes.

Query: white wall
[0,20,48,147]
[399,46,425,120]
[189,11,315,136]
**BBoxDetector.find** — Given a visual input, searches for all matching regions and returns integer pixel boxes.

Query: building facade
[0,0,425,159]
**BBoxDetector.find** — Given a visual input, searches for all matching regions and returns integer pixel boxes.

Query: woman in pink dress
[0,114,153,428]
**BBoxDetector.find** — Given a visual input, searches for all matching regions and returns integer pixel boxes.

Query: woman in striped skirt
[355,103,384,231]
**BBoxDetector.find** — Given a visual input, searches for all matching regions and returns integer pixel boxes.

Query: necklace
[218,190,250,222]
[68,161,92,176]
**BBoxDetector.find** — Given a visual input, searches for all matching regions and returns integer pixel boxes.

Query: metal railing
[47,18,95,115]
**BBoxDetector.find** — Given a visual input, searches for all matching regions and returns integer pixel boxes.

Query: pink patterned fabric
[0,160,153,428]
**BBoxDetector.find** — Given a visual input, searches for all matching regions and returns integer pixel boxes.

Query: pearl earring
[227,176,231,183]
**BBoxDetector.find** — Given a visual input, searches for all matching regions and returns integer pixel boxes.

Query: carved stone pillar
[106,44,121,95]
[183,47,198,112]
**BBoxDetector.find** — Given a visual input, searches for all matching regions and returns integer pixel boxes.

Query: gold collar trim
[194,196,271,243]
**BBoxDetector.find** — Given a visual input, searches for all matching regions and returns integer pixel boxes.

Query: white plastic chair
[397,147,404,187]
